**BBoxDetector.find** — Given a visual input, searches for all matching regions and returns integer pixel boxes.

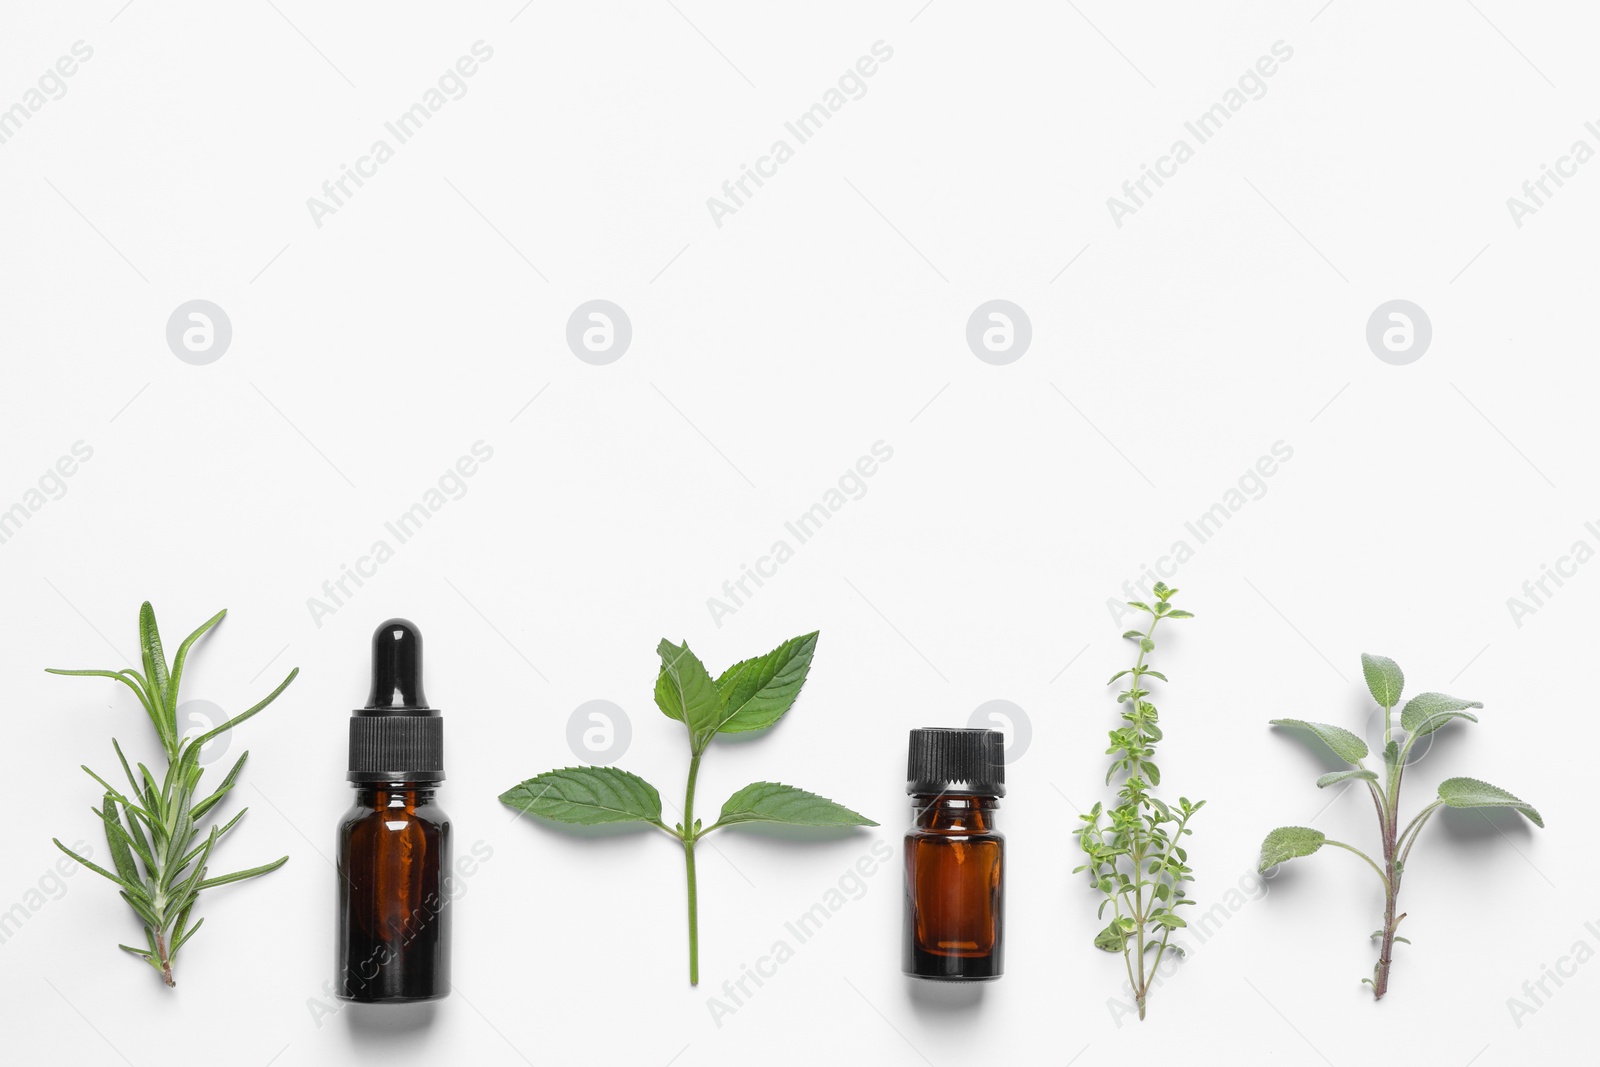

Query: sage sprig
[49,603,297,987]
[500,631,875,985]
[1075,582,1203,1021]
[1259,652,1544,999]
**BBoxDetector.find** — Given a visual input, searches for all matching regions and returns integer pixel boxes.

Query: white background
[0,2,1591,1064]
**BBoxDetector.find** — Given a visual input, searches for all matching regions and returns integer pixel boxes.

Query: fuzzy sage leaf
[1400,693,1482,739]
[1360,653,1404,710]
[1269,718,1369,764]
[1258,826,1326,870]
[1436,777,1544,828]
[1261,653,1543,1000]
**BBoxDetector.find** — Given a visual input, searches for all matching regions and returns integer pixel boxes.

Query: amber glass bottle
[336,619,451,1002]
[903,728,1005,981]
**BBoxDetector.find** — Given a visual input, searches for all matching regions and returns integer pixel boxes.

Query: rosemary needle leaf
[197,855,288,890]
[49,605,296,986]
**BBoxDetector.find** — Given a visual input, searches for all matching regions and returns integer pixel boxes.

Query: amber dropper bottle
[336,619,451,1002]
[903,727,1005,981]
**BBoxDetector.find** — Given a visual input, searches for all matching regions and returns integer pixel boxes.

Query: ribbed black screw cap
[906,727,1005,796]
[348,619,445,783]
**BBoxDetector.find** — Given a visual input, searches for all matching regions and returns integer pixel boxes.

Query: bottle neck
[352,784,438,807]
[910,793,999,832]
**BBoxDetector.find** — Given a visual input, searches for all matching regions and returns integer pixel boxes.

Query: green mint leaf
[654,639,725,752]
[1399,693,1482,739]
[1436,777,1544,828]
[1258,826,1326,872]
[714,781,876,828]
[1360,653,1404,709]
[1316,769,1378,788]
[500,766,665,826]
[1269,719,1369,763]
[711,631,818,735]
[1165,609,1194,619]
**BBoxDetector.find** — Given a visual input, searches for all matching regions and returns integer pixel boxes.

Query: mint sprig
[500,630,875,984]
[48,602,297,987]
[1260,653,1543,999]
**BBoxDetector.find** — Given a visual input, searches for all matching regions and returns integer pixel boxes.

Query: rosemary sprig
[49,602,296,987]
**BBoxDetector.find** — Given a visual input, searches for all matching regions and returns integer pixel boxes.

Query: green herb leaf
[1094,921,1131,951]
[196,855,288,890]
[1399,693,1482,738]
[165,608,226,721]
[101,795,140,885]
[139,602,170,711]
[1316,769,1378,788]
[1360,653,1404,709]
[654,639,725,752]
[712,782,876,830]
[51,604,294,986]
[1269,719,1369,764]
[1437,777,1544,828]
[711,631,818,735]
[1258,826,1326,871]
[499,766,665,826]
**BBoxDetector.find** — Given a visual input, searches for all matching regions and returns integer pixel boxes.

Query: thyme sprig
[1075,582,1203,1021]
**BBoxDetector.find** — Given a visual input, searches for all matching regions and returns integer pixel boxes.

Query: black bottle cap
[348,619,445,783]
[906,727,1005,797]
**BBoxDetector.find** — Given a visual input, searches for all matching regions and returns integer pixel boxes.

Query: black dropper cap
[348,619,445,784]
[906,727,1005,797]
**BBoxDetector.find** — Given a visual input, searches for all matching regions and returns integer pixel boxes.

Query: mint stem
[683,749,704,986]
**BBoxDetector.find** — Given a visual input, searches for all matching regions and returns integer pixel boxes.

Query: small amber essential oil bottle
[903,727,1005,981]
[336,619,451,1003]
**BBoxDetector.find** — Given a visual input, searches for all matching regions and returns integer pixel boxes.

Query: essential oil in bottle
[336,618,451,1002]
[903,727,1005,981]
